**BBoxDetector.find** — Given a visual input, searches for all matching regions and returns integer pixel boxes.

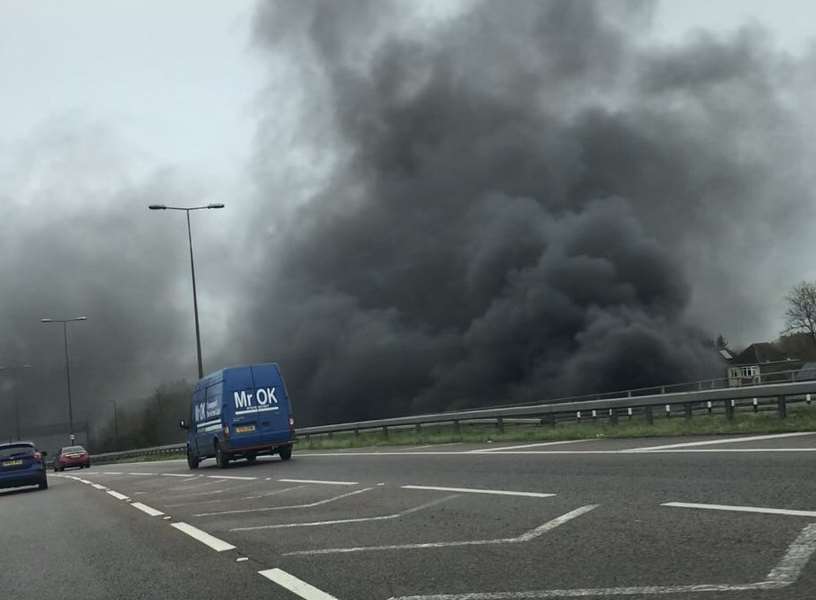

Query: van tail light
[288,417,295,429]
[223,425,230,437]
[33,452,42,462]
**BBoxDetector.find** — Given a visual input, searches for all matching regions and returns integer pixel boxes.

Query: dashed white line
[107,490,130,501]
[206,475,257,481]
[195,487,375,517]
[230,495,458,532]
[630,431,816,451]
[161,473,197,478]
[131,502,165,517]
[402,485,554,498]
[662,502,816,518]
[91,483,107,490]
[102,471,123,475]
[284,504,598,556]
[171,522,236,552]
[127,472,155,476]
[259,568,339,600]
[278,478,359,486]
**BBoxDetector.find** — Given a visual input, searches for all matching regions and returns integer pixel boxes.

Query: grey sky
[1,1,816,435]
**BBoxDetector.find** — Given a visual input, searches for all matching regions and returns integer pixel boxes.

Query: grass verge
[298,405,816,450]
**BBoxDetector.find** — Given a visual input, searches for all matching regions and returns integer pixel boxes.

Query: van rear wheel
[279,445,292,461]
[215,443,230,469]
[245,454,256,464]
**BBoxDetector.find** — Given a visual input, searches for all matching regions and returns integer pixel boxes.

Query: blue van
[179,363,295,469]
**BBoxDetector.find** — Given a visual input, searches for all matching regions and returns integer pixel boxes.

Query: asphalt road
[2,432,815,600]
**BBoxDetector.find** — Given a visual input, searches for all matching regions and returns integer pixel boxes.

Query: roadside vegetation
[297,405,816,450]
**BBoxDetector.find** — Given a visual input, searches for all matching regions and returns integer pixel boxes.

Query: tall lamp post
[148,203,224,379]
[41,316,87,442]
[0,364,32,440]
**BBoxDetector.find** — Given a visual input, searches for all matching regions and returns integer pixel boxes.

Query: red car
[53,445,91,471]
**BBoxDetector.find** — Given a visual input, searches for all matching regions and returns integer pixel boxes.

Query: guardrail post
[752,398,758,413]
[725,399,735,421]
[591,409,597,422]
[576,410,581,423]
[382,425,389,438]
[415,423,421,436]
[496,416,504,433]
[684,403,692,420]
[644,406,654,425]
[454,420,461,435]
[807,393,812,405]
[706,401,712,415]
[627,407,632,420]
[665,404,671,418]
[660,386,665,394]
[609,408,618,425]
[354,428,359,438]
[777,396,787,419]
[328,431,334,440]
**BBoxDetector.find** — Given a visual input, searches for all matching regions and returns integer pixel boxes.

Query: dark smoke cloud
[242,0,816,424]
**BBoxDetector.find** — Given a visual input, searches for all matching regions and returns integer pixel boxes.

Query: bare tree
[783,281,816,343]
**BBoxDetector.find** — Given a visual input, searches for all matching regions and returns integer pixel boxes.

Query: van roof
[194,362,281,392]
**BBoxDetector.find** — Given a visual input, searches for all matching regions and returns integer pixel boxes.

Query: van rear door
[225,366,264,449]
[251,363,291,443]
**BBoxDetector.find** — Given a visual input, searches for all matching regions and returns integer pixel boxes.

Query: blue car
[0,442,48,491]
[180,363,295,469]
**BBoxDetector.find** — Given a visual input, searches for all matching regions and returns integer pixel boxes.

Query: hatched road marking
[283,504,598,556]
[386,523,816,599]
[469,439,593,453]
[630,431,816,451]
[278,478,359,486]
[230,494,458,532]
[402,485,554,498]
[194,487,375,517]
[663,502,816,518]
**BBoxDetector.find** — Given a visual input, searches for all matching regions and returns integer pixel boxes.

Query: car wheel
[39,477,48,490]
[245,454,257,464]
[279,445,292,461]
[215,443,229,469]
[187,447,199,470]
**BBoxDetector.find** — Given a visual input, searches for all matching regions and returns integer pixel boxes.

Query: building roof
[732,342,788,365]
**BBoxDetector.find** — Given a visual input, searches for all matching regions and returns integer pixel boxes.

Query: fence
[87,374,816,463]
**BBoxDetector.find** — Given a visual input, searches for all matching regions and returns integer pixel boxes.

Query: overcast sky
[2,1,816,433]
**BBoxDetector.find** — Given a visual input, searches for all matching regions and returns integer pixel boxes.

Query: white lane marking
[236,557,249,563]
[206,475,257,481]
[623,449,816,453]
[171,522,236,552]
[195,487,374,517]
[77,478,92,484]
[630,431,816,451]
[402,485,554,498]
[387,523,816,599]
[161,473,197,478]
[163,482,262,507]
[131,502,164,517]
[242,485,305,500]
[663,502,816,518]
[299,449,816,456]
[107,490,130,501]
[102,471,123,475]
[284,504,598,556]
[91,483,107,490]
[259,568,338,600]
[765,523,816,583]
[278,478,359,486]
[469,439,594,453]
[230,495,458,532]
[127,472,155,476]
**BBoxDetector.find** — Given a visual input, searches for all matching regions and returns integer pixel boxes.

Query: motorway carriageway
[2,432,816,600]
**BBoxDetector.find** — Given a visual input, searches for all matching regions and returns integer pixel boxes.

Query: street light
[149,203,224,378]
[41,316,87,442]
[0,364,32,440]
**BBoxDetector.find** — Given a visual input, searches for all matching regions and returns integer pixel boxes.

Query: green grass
[297,405,816,450]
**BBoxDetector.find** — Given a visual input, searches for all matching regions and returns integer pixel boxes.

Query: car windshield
[0,445,34,459]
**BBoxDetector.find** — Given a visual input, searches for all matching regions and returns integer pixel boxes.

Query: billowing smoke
[239,0,816,425]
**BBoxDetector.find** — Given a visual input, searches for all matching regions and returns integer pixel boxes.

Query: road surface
[2,432,815,599]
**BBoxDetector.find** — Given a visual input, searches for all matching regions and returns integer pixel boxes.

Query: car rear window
[0,445,34,459]
[63,446,85,453]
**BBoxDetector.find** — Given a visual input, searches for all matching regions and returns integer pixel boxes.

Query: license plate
[235,425,255,433]
[1,460,22,467]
